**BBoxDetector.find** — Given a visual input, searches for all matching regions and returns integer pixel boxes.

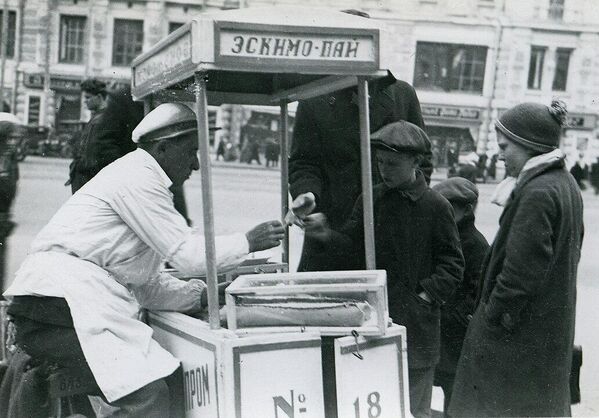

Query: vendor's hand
[246,220,285,252]
[303,213,331,242]
[200,281,232,308]
[291,192,316,218]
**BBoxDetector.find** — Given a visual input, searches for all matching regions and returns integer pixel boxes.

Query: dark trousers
[434,369,455,416]
[11,313,170,417]
[409,366,435,418]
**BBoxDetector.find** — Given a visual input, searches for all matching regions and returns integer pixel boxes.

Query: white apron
[8,252,179,402]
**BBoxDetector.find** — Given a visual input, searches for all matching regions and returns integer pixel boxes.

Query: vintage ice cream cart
[131,7,410,418]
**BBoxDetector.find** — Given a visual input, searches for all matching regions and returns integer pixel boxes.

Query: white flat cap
[132,103,197,143]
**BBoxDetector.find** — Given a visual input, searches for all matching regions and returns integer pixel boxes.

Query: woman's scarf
[491,149,565,207]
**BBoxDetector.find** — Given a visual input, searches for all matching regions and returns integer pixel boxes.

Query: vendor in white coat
[4,102,285,417]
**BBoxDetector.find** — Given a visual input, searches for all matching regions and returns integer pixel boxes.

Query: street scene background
[5,156,599,416]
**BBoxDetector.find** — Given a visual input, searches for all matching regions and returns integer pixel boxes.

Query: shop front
[561,113,598,168]
[420,104,484,167]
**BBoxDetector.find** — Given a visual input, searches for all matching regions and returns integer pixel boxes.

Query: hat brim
[371,140,420,154]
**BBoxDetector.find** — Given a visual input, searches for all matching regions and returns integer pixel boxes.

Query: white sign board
[133,31,193,88]
[234,340,325,418]
[215,22,378,71]
[334,327,409,418]
[152,319,220,417]
[219,30,374,62]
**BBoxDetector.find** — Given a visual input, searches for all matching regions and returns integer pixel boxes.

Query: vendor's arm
[419,197,464,304]
[484,189,556,330]
[289,100,323,206]
[111,178,250,278]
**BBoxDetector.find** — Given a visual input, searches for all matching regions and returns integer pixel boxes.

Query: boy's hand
[291,192,316,218]
[417,291,433,304]
[285,193,316,227]
[303,213,331,242]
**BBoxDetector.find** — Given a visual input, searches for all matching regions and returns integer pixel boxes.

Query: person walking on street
[449,100,584,417]
[67,79,111,192]
[569,153,588,190]
[0,120,20,293]
[431,178,489,416]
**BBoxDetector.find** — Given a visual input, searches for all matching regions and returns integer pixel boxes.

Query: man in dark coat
[304,121,463,418]
[431,178,489,415]
[449,100,584,417]
[68,82,141,193]
[289,74,428,272]
[0,120,20,293]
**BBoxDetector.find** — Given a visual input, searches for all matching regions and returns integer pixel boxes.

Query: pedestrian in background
[303,121,463,418]
[569,152,588,190]
[449,100,584,417]
[67,79,111,192]
[0,120,20,293]
[265,139,279,167]
[590,157,599,195]
[431,178,489,416]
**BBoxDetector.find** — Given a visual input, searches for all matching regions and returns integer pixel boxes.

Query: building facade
[0,0,240,139]
[2,0,598,166]
[251,0,599,166]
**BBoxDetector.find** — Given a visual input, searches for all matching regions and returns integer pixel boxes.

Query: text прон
[229,36,361,59]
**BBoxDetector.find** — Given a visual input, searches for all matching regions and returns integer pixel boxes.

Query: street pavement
[5,156,599,416]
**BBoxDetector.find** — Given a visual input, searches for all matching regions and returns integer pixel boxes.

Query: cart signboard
[131,7,392,101]
[334,326,410,418]
[149,311,325,418]
[215,22,378,72]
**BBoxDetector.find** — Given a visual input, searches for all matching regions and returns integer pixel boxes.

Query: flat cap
[432,177,479,205]
[132,103,197,143]
[80,79,107,95]
[371,121,431,154]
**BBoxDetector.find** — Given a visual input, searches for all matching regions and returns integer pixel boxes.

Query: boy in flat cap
[431,178,489,416]
[5,103,285,416]
[305,120,464,418]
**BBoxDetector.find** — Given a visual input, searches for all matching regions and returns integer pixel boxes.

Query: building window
[548,0,565,20]
[59,15,86,63]
[112,19,143,66]
[168,22,184,34]
[0,10,16,59]
[552,48,572,91]
[413,42,488,93]
[528,46,546,89]
[27,96,41,125]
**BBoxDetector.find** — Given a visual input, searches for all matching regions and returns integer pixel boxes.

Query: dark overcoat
[436,217,489,375]
[449,160,584,417]
[337,173,464,368]
[69,111,137,192]
[289,76,426,272]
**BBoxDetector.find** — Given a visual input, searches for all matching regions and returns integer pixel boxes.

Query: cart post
[358,77,376,270]
[193,72,220,329]
[279,100,289,264]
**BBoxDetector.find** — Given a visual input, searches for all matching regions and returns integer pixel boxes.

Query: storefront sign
[24,74,129,92]
[24,74,81,91]
[215,22,377,70]
[566,114,597,130]
[134,31,192,87]
[422,105,482,121]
